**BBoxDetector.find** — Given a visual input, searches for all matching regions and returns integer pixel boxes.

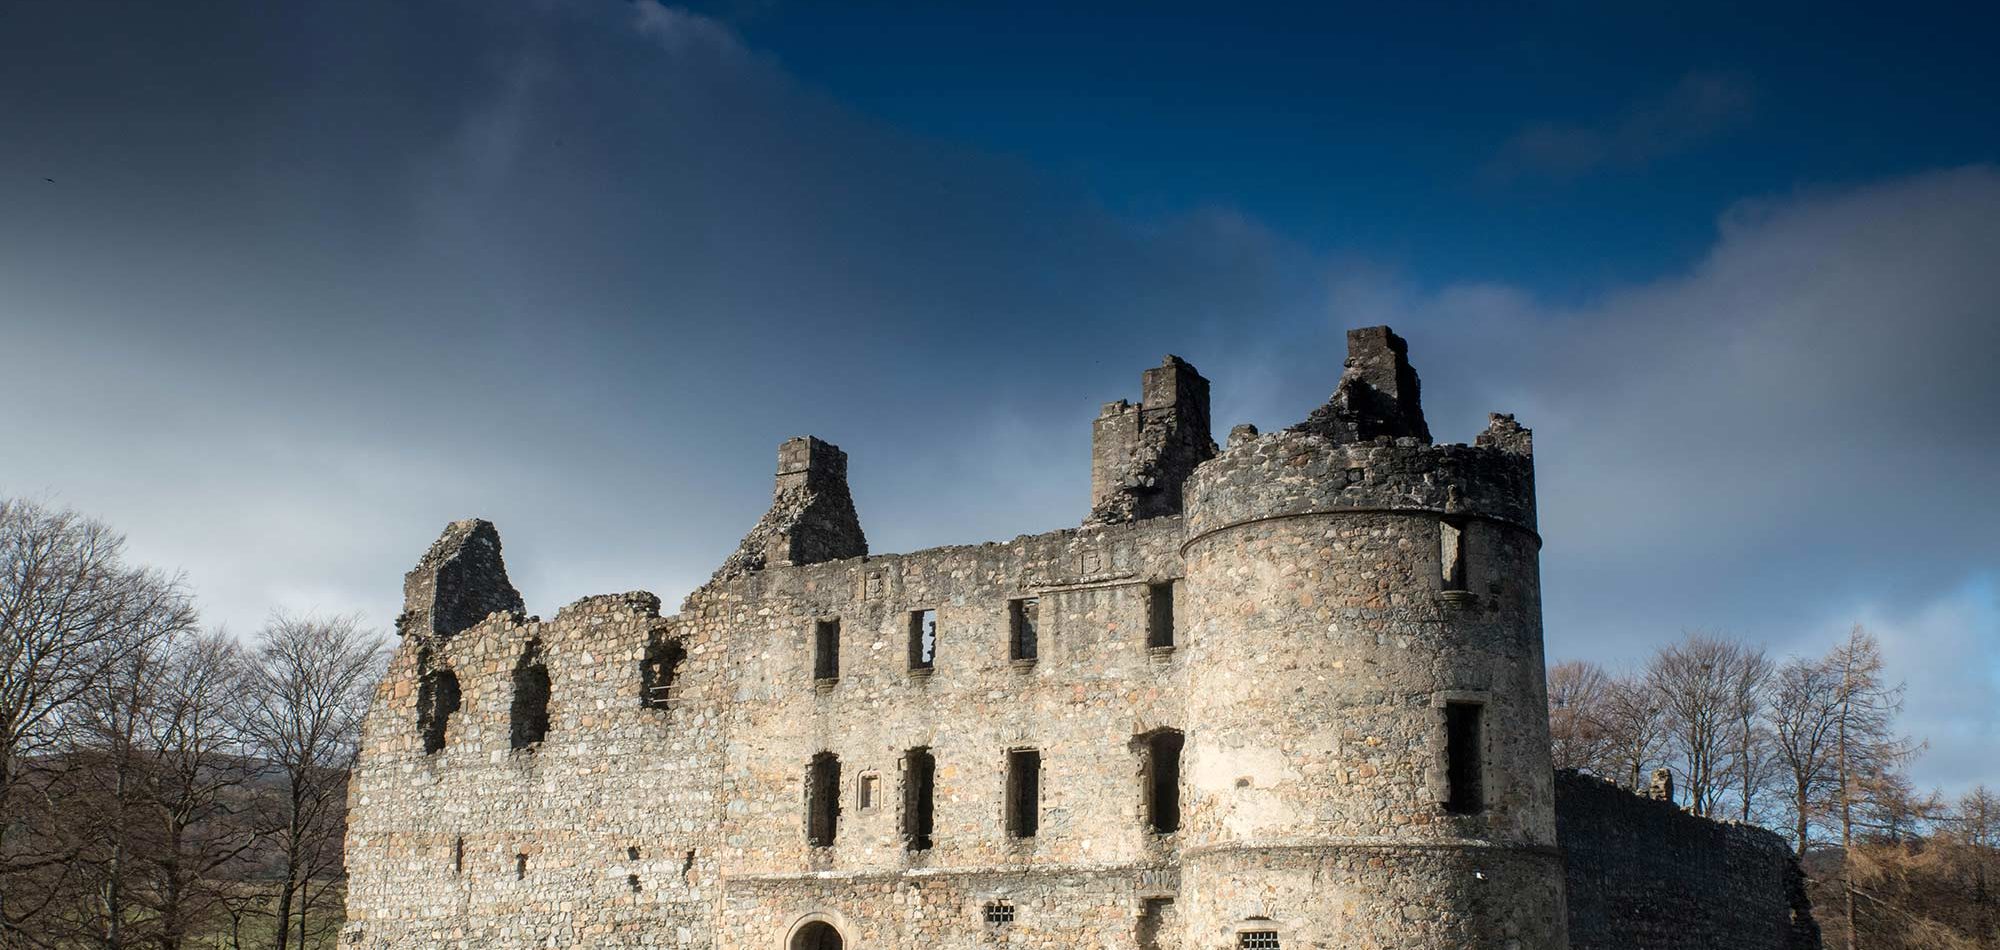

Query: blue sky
[1,0,1994,793]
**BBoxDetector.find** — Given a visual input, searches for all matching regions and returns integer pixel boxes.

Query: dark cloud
[0,3,1989,791]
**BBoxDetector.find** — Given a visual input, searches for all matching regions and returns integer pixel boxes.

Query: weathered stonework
[343,327,1817,950]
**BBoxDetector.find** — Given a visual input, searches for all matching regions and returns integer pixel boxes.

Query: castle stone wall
[1556,771,1821,950]
[342,327,1817,950]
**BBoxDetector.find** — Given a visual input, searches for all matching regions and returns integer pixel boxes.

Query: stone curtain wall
[691,516,1194,949]
[1555,770,1821,950]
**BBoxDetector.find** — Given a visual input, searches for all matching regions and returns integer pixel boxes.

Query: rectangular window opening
[1009,598,1039,663]
[1445,701,1485,814]
[813,619,840,682]
[807,752,841,846]
[514,853,527,880]
[1145,730,1184,834]
[903,747,935,852]
[1147,581,1177,649]
[1005,748,1040,839]
[1440,520,1468,593]
[908,609,937,672]
[640,638,685,709]
[983,900,1016,925]
[1239,931,1281,950]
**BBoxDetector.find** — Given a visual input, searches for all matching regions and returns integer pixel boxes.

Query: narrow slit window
[903,747,935,851]
[1147,581,1176,649]
[1144,729,1184,834]
[806,751,841,846]
[514,853,527,880]
[1440,519,1468,592]
[1005,748,1040,838]
[453,836,464,875]
[1009,598,1039,663]
[509,641,551,750]
[908,609,937,672]
[1445,701,1485,814]
[416,651,460,755]
[640,637,686,709]
[813,619,840,682]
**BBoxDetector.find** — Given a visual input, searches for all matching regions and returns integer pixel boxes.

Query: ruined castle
[342,328,1817,950]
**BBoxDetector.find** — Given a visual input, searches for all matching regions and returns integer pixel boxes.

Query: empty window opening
[1239,931,1281,950]
[857,771,881,812]
[514,853,527,880]
[627,873,642,894]
[416,650,460,755]
[1147,582,1177,649]
[1137,898,1177,950]
[1005,748,1040,838]
[509,641,551,750]
[908,609,937,672]
[903,747,935,851]
[983,900,1016,925]
[806,751,841,846]
[1143,729,1184,834]
[625,845,640,861]
[640,637,686,709]
[453,836,464,875]
[813,619,840,681]
[1009,598,1039,662]
[1445,701,1485,814]
[1440,519,1468,592]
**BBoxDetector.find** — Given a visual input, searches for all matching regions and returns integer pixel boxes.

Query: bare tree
[1599,671,1669,791]
[0,499,197,946]
[237,615,382,950]
[1771,653,1843,858]
[138,632,256,950]
[1547,660,1615,773]
[1827,626,1921,950]
[1647,633,1747,816]
[1728,645,1776,823]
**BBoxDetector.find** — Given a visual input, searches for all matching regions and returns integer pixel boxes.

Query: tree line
[0,499,382,950]
[1551,629,1997,949]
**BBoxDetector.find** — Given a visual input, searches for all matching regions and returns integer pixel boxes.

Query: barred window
[1239,931,1280,949]
[983,901,1015,925]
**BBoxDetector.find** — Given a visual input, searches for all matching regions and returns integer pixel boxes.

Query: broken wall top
[399,519,525,639]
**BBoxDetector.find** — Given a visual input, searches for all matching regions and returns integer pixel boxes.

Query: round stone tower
[1176,327,1567,949]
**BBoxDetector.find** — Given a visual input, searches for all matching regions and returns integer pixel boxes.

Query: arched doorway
[789,921,843,950]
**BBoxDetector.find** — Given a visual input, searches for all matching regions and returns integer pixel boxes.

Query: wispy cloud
[1490,70,1757,179]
